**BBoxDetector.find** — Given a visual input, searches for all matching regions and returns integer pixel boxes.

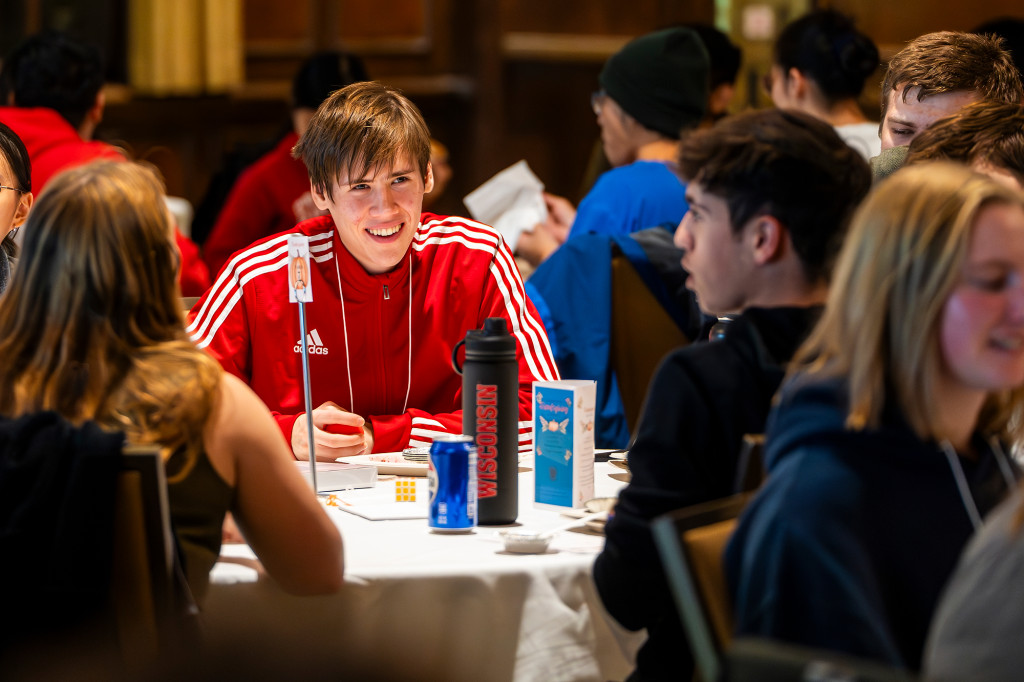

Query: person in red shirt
[189,82,559,459]
[202,52,368,276]
[0,30,210,296]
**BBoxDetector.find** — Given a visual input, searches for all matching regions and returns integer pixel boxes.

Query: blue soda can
[428,434,478,533]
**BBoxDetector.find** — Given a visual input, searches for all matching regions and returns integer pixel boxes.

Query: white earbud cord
[333,249,413,416]
[940,437,1019,532]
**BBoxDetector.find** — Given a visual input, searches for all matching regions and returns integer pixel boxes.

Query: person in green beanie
[517,27,709,267]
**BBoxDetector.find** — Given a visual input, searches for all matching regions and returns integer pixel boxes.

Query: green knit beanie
[599,27,710,139]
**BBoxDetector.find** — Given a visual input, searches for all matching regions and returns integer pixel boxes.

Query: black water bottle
[452,317,519,525]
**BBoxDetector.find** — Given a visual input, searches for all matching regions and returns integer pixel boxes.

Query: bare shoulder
[205,374,291,484]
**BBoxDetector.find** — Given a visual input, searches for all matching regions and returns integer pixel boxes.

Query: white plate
[345,452,428,477]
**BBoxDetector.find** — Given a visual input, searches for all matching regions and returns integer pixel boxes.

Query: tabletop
[205,455,643,682]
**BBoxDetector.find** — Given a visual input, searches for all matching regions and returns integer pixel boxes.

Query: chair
[610,253,690,433]
[732,434,765,494]
[110,445,184,672]
[652,494,750,682]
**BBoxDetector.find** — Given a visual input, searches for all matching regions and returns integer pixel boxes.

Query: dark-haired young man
[594,108,871,681]
[0,30,211,296]
[0,30,122,192]
[189,81,559,460]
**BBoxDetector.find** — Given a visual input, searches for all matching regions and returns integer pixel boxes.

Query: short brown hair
[678,108,871,284]
[293,81,431,200]
[881,31,1023,123]
[906,101,1024,186]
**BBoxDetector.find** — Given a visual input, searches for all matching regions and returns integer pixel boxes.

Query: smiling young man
[189,82,559,459]
[593,108,871,681]
[877,31,1022,153]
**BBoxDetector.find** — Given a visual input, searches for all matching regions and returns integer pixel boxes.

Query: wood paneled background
[3,0,1022,225]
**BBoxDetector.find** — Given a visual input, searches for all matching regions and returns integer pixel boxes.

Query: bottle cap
[464,317,516,359]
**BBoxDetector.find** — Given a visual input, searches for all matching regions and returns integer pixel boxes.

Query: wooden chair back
[110,445,176,671]
[609,253,689,433]
[652,494,750,682]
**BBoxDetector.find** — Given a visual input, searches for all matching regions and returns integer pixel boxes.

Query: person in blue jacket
[726,162,1024,670]
[516,27,709,267]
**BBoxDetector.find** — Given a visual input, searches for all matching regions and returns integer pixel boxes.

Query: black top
[593,305,821,681]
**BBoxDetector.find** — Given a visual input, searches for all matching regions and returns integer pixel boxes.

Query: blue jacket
[526,227,700,447]
[570,160,688,239]
[725,375,1018,669]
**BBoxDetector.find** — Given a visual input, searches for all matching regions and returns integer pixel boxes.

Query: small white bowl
[499,530,552,554]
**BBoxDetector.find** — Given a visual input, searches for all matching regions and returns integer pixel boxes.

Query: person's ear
[12,191,32,227]
[423,161,435,194]
[88,89,105,125]
[750,215,784,266]
[310,180,332,211]
[786,67,809,101]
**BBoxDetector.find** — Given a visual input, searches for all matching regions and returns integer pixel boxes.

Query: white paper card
[287,234,313,303]
[295,460,377,492]
[463,160,547,251]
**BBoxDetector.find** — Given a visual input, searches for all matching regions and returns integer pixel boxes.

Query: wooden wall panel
[243,0,315,54]
[331,0,428,43]
[825,0,1024,53]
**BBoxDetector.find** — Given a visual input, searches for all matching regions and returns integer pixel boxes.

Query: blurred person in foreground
[726,163,1023,670]
[0,161,343,602]
[595,108,871,681]
[905,100,1024,189]
[189,82,558,460]
[924,477,1024,682]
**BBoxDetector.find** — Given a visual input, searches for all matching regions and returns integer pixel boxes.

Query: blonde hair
[792,162,1024,443]
[0,161,220,475]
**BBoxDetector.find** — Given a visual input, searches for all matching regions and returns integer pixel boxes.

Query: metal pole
[299,299,317,493]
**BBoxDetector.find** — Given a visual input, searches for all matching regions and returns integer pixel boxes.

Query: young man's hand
[291,401,373,460]
[541,192,576,241]
[516,193,576,267]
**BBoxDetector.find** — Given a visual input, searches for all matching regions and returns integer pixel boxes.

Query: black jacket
[593,305,821,681]
[0,412,124,653]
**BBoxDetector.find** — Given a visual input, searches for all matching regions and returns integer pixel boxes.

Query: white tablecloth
[205,457,643,682]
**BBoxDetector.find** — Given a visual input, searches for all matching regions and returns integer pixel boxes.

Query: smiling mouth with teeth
[368,224,402,237]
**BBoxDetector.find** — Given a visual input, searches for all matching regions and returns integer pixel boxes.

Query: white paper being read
[463,160,547,251]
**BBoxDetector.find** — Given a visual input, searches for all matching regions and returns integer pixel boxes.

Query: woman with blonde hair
[0,161,343,600]
[725,162,1023,670]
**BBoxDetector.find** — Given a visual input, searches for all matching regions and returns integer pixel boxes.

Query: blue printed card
[533,380,596,510]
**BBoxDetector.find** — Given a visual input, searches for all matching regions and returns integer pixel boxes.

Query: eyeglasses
[0,185,24,194]
[590,90,607,116]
